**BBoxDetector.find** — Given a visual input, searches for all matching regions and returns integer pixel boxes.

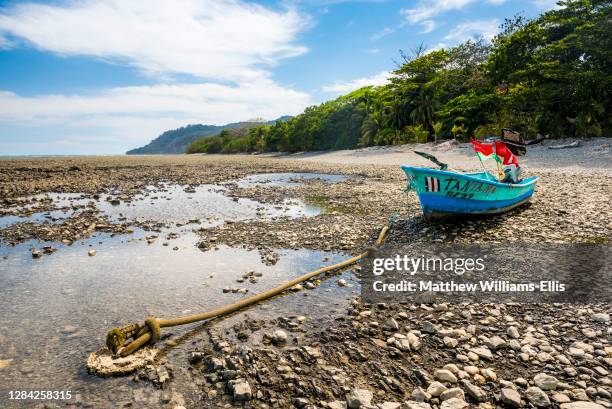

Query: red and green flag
[470,138,519,167]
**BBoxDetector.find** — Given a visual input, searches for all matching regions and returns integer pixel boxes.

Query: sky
[0,0,559,155]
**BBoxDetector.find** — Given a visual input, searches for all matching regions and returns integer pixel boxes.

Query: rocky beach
[0,138,610,408]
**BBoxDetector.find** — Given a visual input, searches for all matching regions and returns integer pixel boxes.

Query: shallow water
[0,228,357,407]
[0,181,323,229]
[0,209,75,229]
[0,173,358,407]
[234,172,347,188]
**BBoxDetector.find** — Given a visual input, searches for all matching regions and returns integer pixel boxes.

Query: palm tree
[432,121,443,143]
[360,112,380,146]
[410,87,437,132]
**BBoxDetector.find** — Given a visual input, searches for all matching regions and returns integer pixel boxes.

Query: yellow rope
[107,225,390,357]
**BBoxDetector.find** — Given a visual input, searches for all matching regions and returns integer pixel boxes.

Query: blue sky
[0,0,558,155]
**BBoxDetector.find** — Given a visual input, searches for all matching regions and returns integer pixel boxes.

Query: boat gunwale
[401,165,538,189]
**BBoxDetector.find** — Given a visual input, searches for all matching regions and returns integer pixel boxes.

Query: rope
[106,225,390,357]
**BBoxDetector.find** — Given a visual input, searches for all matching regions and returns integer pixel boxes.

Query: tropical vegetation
[187,0,610,154]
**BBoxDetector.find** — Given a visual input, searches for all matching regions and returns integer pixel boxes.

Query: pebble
[500,387,522,408]
[439,397,467,409]
[462,380,486,402]
[0,359,12,370]
[337,279,347,287]
[346,388,373,408]
[427,382,447,397]
[552,393,571,403]
[271,330,288,345]
[444,336,458,348]
[507,326,520,338]
[88,249,97,256]
[469,346,493,360]
[533,373,559,391]
[411,387,431,402]
[480,368,497,382]
[230,380,252,402]
[590,313,609,323]
[486,336,506,350]
[434,369,458,383]
[525,387,551,407]
[439,388,464,401]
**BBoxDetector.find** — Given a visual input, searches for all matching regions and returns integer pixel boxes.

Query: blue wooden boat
[402,166,538,219]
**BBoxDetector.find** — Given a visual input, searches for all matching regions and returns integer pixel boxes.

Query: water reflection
[0,228,357,407]
[234,172,347,188]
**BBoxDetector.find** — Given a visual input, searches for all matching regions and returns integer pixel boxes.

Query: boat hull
[401,166,538,219]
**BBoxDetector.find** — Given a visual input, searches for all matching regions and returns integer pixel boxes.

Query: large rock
[426,381,447,397]
[434,369,458,383]
[407,332,422,351]
[439,397,467,409]
[500,388,522,408]
[486,336,506,350]
[383,318,399,331]
[272,330,288,345]
[507,326,520,339]
[346,388,373,408]
[231,380,252,402]
[526,387,551,407]
[462,380,486,402]
[534,373,559,391]
[591,313,609,323]
[411,387,431,402]
[469,346,493,360]
[439,388,464,401]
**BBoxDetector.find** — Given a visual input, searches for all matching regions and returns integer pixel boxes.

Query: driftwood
[548,140,581,149]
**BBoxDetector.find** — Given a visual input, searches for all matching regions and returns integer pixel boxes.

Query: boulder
[346,388,373,408]
[500,388,522,408]
[434,369,458,383]
[526,387,551,407]
[534,373,558,391]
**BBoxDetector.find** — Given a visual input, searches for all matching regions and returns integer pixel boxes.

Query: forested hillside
[187,0,610,154]
[127,117,292,154]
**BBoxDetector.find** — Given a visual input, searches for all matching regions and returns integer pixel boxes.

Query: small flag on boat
[425,176,440,192]
[471,138,501,163]
[493,140,519,167]
[470,138,519,167]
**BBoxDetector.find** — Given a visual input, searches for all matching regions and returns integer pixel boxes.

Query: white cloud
[426,42,449,53]
[0,0,314,154]
[0,80,310,125]
[370,27,395,41]
[321,71,391,94]
[420,20,437,34]
[0,80,311,153]
[443,19,500,42]
[0,0,309,82]
[401,0,504,32]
